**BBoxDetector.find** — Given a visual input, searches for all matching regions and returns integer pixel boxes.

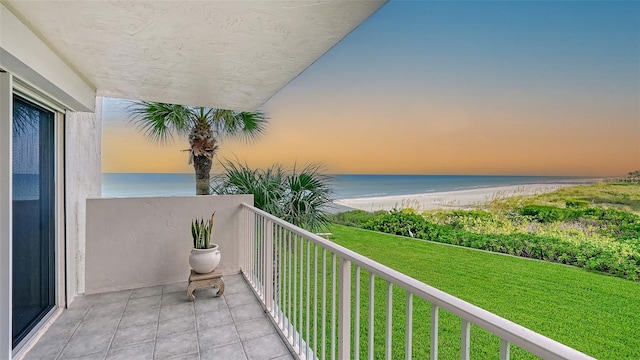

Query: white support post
[298,236,303,355]
[331,253,337,360]
[244,208,249,273]
[313,244,318,357]
[500,339,510,360]
[321,249,327,360]
[431,304,439,360]
[368,274,374,360]
[0,71,13,360]
[461,319,470,360]
[354,267,361,360]
[305,241,311,359]
[405,293,413,360]
[385,282,392,360]
[264,220,273,313]
[338,257,351,360]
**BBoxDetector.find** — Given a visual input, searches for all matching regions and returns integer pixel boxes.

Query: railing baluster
[306,240,311,359]
[277,225,282,324]
[338,257,351,360]
[265,220,273,313]
[299,235,304,355]
[253,212,257,286]
[386,281,392,360]
[368,274,374,360]
[245,208,249,274]
[314,243,318,359]
[461,319,470,360]
[354,266,361,360]
[500,339,510,360]
[288,230,293,338]
[252,213,257,287]
[322,249,327,360]
[431,304,439,360]
[273,224,279,322]
[241,208,245,273]
[253,212,257,287]
[280,226,285,327]
[293,233,298,349]
[331,253,337,360]
[258,216,263,295]
[405,292,412,360]
[247,213,257,288]
[281,227,286,333]
[262,217,267,296]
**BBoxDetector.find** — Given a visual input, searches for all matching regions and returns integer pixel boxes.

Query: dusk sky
[102,1,640,176]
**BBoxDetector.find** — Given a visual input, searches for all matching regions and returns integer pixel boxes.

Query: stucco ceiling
[4,0,385,111]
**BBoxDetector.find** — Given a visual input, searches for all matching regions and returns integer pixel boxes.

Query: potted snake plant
[188,212,221,274]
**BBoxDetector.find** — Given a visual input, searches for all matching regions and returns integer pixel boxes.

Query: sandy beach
[334,183,574,212]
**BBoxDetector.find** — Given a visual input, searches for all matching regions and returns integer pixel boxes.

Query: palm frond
[127,101,194,144]
[211,160,333,231]
[210,109,267,143]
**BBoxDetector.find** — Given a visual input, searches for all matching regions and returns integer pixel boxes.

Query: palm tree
[128,102,267,195]
[211,161,333,231]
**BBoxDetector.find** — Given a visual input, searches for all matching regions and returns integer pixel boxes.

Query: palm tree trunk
[193,155,212,195]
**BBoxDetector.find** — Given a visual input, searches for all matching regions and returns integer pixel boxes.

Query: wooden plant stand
[187,269,224,301]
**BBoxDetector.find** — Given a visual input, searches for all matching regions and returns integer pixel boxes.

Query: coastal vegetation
[331,179,640,281]
[211,161,332,230]
[127,102,267,195]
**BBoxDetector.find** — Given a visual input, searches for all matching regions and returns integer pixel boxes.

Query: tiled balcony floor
[22,274,294,360]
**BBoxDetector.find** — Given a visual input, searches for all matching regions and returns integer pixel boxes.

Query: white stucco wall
[65,98,102,299]
[84,195,252,294]
[0,4,95,112]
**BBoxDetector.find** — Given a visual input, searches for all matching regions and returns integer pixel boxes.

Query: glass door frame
[0,72,67,357]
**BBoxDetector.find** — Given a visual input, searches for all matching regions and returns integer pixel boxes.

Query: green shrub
[520,205,572,222]
[329,210,385,228]
[212,161,332,231]
[359,210,640,281]
[566,199,590,208]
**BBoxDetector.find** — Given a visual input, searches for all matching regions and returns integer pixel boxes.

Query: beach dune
[334,183,570,212]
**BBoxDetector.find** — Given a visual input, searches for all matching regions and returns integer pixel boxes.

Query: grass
[332,182,640,280]
[326,224,640,360]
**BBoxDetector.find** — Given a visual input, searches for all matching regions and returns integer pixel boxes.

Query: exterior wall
[65,98,102,298]
[84,195,252,294]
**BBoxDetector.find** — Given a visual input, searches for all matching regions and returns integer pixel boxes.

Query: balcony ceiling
[4,0,385,111]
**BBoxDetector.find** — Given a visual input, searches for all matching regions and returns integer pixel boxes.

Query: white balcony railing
[239,203,595,360]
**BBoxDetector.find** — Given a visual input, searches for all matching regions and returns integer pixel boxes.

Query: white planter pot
[189,244,221,274]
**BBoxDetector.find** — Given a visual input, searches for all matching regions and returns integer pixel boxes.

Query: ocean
[102,173,590,199]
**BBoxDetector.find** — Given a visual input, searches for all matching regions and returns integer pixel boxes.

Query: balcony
[20,196,594,360]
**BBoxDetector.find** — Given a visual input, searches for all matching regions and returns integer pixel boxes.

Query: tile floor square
[157,316,196,339]
[242,333,290,360]
[111,323,157,349]
[130,285,163,299]
[154,331,198,360]
[197,323,240,351]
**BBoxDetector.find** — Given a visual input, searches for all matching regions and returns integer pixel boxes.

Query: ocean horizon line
[102,173,602,200]
[102,172,605,178]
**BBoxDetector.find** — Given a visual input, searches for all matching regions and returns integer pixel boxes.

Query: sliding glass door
[11,95,56,347]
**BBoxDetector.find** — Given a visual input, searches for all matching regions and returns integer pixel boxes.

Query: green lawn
[327,224,640,359]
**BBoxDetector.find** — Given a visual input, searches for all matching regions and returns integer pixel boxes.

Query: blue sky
[104,1,640,176]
